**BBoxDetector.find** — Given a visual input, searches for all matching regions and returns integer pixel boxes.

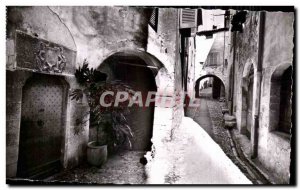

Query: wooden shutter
[180,9,197,29]
[149,8,158,32]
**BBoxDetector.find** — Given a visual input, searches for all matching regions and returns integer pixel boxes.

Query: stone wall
[51,6,182,146]
[50,6,152,68]
[186,37,196,100]
[6,6,89,177]
[146,8,183,142]
[227,10,294,184]
[194,31,229,100]
[7,7,183,178]
[6,71,30,177]
[257,12,294,184]
[230,11,260,134]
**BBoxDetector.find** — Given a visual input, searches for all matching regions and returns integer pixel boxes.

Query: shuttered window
[180,9,197,29]
[149,8,158,32]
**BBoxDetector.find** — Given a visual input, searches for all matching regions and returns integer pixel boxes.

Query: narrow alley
[5,6,294,185]
[187,88,214,137]
[186,87,271,184]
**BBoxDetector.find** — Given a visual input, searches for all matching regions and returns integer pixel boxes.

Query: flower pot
[87,141,107,167]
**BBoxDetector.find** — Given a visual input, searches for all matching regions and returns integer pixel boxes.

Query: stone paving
[44,91,253,185]
[186,96,234,159]
[46,151,147,184]
[206,99,236,160]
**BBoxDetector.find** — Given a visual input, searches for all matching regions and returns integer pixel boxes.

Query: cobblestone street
[45,151,147,184]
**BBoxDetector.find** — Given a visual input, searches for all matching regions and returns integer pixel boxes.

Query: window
[206,52,219,66]
[269,65,292,134]
[149,8,158,32]
[278,66,292,133]
[180,9,197,29]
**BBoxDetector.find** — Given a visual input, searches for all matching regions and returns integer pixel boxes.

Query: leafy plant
[70,59,136,150]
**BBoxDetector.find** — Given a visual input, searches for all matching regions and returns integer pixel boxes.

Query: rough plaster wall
[49,6,151,68]
[147,8,177,95]
[187,37,196,100]
[195,31,229,99]
[7,6,182,179]
[64,93,89,168]
[262,12,294,68]
[6,7,88,177]
[223,31,231,101]
[257,12,294,184]
[6,71,31,177]
[228,11,294,183]
[147,8,182,141]
[144,9,184,182]
[232,11,260,134]
[6,6,76,50]
[194,36,215,84]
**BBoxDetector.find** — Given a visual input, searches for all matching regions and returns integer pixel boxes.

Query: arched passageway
[195,75,225,99]
[186,75,226,137]
[97,51,160,152]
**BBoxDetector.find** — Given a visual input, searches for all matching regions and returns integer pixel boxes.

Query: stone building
[6,6,194,178]
[227,10,294,184]
[187,9,294,184]
[6,6,294,184]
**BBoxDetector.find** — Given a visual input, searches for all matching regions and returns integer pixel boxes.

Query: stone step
[224,113,236,122]
[224,121,236,129]
[221,108,229,114]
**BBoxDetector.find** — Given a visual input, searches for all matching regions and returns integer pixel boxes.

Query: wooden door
[17,75,65,179]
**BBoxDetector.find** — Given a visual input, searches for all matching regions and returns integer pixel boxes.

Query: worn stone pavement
[46,151,147,184]
[189,98,214,137]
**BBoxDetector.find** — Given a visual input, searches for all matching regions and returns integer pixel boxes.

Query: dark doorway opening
[98,54,157,152]
[195,75,225,99]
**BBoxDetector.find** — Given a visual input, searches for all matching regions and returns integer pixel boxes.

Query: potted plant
[70,59,136,167]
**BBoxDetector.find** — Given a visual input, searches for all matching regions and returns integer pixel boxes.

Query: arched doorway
[17,73,68,178]
[241,64,254,139]
[195,75,225,99]
[97,52,159,152]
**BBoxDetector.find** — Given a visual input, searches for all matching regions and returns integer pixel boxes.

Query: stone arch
[17,73,70,178]
[97,50,169,152]
[269,62,292,133]
[99,49,172,95]
[194,74,226,99]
